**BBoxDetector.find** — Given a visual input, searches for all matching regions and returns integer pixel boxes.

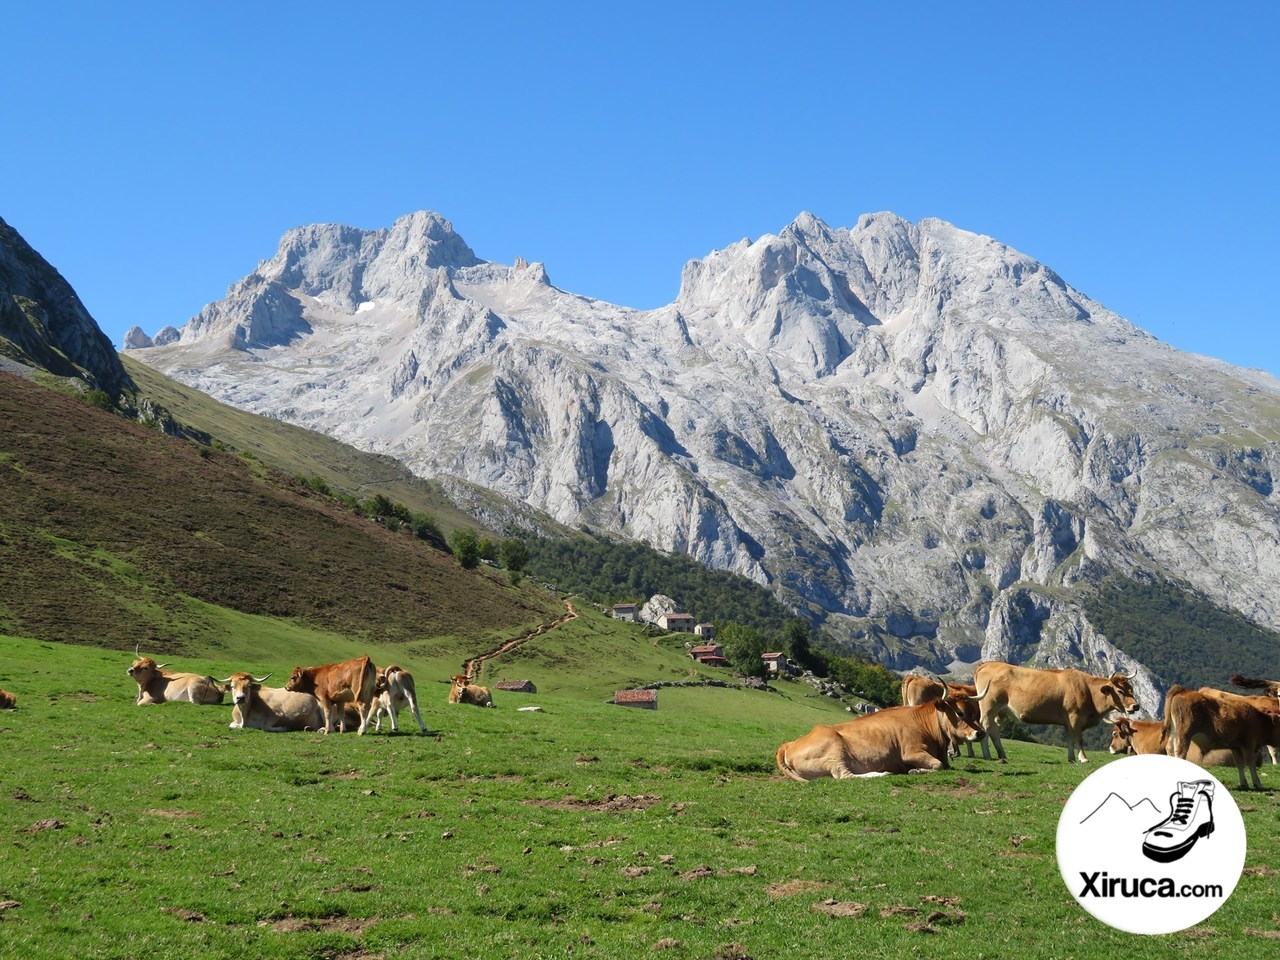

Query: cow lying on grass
[0,689,15,710]
[776,685,987,779]
[449,674,493,708]
[219,672,326,732]
[128,655,224,706]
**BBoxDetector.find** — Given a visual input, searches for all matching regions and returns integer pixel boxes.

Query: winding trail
[462,598,578,681]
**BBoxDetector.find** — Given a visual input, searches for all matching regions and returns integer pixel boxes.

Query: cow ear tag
[1056,754,1246,934]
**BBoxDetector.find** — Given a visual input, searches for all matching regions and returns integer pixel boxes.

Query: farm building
[690,644,730,668]
[495,680,537,694]
[762,652,794,675]
[611,603,640,622]
[693,622,716,640]
[614,689,658,710]
[658,611,696,633]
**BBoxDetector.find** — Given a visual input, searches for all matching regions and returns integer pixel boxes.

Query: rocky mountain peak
[128,210,1280,688]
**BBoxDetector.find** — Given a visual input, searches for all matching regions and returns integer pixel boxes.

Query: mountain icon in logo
[1079,792,1161,825]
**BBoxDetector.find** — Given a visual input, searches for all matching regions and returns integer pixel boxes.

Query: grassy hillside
[0,370,560,658]
[122,355,482,534]
[1,635,1277,960]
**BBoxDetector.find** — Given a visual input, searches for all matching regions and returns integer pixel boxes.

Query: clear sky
[3,2,1278,377]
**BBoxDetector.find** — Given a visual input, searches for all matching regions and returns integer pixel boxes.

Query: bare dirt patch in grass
[525,794,662,812]
[268,915,378,934]
[812,899,867,918]
[767,880,834,899]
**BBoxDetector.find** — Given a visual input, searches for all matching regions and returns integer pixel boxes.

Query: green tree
[478,537,499,564]
[784,618,821,673]
[450,529,481,569]
[500,538,530,573]
[720,622,769,679]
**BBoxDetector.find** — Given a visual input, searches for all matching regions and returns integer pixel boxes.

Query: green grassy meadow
[2,629,1279,960]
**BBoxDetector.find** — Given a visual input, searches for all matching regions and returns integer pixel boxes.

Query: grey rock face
[0,216,132,394]
[127,210,1280,685]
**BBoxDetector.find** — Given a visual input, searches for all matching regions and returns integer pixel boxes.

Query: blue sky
[4,2,1278,377]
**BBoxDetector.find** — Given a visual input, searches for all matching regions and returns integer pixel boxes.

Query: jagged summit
[128,210,1280,686]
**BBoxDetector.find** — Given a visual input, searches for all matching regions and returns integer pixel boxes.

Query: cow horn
[969,681,991,703]
[214,675,235,684]
[253,673,272,684]
[1120,667,1137,680]
[135,642,140,657]
[933,676,950,701]
[155,662,170,669]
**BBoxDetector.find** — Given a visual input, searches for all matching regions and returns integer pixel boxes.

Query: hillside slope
[0,370,561,657]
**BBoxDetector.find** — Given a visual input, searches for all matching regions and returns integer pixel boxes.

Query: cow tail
[776,744,806,782]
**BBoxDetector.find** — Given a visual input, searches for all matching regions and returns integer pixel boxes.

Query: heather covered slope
[0,371,561,658]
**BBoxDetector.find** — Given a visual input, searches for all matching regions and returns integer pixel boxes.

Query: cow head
[127,656,163,686]
[285,667,313,694]
[216,672,272,707]
[1107,716,1136,755]
[1101,670,1141,715]
[934,681,989,743]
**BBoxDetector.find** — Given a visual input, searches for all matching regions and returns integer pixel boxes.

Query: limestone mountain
[127,211,1280,697]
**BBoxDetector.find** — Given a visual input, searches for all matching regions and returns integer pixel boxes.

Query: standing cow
[776,685,987,779]
[127,654,225,706]
[972,661,1140,763]
[371,665,428,733]
[285,656,377,734]
[1164,685,1280,790]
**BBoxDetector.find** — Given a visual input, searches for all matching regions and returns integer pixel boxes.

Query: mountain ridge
[124,210,1280,694]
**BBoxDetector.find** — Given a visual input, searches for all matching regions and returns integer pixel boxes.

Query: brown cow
[776,686,987,780]
[371,665,428,733]
[285,656,377,734]
[127,655,224,706]
[1164,685,1280,790]
[1231,673,1280,698]
[901,674,979,758]
[218,672,327,732]
[0,689,15,710]
[973,661,1139,763]
[1107,715,1262,767]
[1192,686,1279,765]
[448,674,494,708]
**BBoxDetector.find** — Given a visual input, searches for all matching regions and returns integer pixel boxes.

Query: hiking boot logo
[1142,779,1215,863]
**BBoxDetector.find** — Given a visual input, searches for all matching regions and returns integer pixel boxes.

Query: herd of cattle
[126,652,496,734]
[777,662,1280,790]
[122,649,1280,791]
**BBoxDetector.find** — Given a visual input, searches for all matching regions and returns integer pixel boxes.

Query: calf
[0,689,15,710]
[128,655,224,706]
[448,673,494,708]
[285,656,377,734]
[371,665,428,733]
[219,672,326,732]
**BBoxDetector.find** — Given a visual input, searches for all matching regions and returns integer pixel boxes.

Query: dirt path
[462,598,577,681]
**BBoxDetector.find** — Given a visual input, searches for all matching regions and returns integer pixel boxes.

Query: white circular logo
[1056,755,1246,934]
